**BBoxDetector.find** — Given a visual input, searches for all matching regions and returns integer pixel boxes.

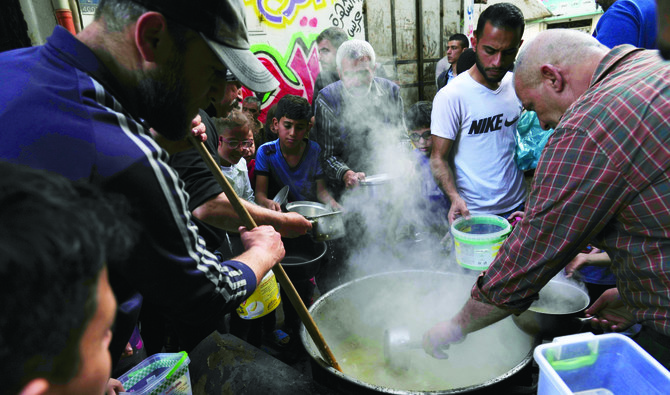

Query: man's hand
[565,253,590,278]
[151,114,208,154]
[276,212,312,238]
[106,378,125,395]
[343,170,366,189]
[585,288,636,332]
[257,197,282,212]
[422,320,465,359]
[240,225,285,261]
[448,196,471,223]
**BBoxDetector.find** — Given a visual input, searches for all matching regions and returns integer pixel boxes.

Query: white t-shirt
[220,157,255,202]
[431,71,526,214]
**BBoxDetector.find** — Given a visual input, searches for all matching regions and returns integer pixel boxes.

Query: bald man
[423,29,670,368]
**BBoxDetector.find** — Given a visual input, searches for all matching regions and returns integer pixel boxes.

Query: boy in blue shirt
[406,101,450,234]
[255,95,339,210]
[254,95,339,350]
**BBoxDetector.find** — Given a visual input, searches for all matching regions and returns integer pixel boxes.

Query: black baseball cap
[129,0,278,93]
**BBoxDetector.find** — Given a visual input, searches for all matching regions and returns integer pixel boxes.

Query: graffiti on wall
[244,32,321,122]
[241,0,365,122]
[328,0,364,37]
[244,0,328,29]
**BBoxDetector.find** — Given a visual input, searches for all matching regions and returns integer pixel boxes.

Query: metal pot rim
[527,280,590,315]
[300,270,538,394]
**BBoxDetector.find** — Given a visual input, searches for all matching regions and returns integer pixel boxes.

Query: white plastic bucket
[451,214,511,270]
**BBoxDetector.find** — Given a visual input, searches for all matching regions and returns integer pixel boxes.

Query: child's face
[218,124,254,166]
[274,116,310,149]
[409,127,432,156]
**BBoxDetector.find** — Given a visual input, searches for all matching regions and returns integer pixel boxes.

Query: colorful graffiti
[242,32,321,123]
[244,0,328,29]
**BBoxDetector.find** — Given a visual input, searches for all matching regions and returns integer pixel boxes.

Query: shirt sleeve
[315,94,351,183]
[472,126,630,312]
[594,1,643,48]
[169,111,223,211]
[431,87,461,141]
[254,143,271,174]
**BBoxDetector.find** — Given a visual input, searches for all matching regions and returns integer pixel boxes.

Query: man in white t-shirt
[431,2,527,223]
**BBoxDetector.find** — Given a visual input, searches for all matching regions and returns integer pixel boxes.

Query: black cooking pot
[280,235,327,281]
[513,279,591,338]
[301,270,538,394]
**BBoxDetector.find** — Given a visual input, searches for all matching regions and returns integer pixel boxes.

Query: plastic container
[534,332,670,395]
[118,352,192,395]
[236,271,281,319]
[451,214,511,270]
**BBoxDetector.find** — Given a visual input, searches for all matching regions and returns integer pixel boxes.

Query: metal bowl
[285,201,329,217]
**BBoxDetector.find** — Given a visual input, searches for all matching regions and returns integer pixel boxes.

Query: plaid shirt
[472,45,670,336]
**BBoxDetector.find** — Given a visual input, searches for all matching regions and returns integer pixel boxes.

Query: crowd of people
[0,0,668,393]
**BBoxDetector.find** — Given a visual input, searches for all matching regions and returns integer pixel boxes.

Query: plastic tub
[534,332,670,395]
[118,352,192,395]
[451,214,511,270]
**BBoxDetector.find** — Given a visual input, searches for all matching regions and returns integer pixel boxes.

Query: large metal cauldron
[301,271,537,394]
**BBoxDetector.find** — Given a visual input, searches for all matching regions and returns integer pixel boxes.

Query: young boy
[1,162,136,395]
[254,95,338,349]
[406,101,450,233]
[255,94,339,211]
[215,111,290,351]
[215,111,256,202]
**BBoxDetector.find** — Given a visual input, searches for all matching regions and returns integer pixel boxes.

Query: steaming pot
[301,270,537,394]
[512,279,591,338]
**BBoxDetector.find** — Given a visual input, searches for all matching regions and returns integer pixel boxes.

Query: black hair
[274,95,311,122]
[475,3,525,39]
[405,101,432,131]
[263,104,278,142]
[448,33,469,49]
[456,48,476,74]
[215,110,253,135]
[0,162,137,393]
[316,26,349,49]
[243,96,261,106]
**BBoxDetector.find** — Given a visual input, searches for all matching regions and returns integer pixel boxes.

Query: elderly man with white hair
[422,28,670,368]
[314,39,405,198]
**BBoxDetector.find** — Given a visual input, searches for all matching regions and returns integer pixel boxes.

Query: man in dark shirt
[0,0,285,361]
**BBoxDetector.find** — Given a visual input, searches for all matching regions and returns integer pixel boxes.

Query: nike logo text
[469,114,502,135]
[504,116,519,127]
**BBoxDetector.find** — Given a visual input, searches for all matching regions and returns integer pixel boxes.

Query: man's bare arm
[430,135,470,222]
[192,193,311,238]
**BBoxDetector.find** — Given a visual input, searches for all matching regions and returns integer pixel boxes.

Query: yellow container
[236,271,281,319]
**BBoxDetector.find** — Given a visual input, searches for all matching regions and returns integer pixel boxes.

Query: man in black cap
[0,0,284,363]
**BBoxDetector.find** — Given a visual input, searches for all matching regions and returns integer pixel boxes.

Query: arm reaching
[423,298,511,359]
[585,288,636,332]
[430,136,469,223]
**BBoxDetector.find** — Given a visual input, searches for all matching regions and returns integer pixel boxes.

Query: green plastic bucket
[451,214,511,270]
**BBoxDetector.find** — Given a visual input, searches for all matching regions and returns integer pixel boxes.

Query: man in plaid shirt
[423,29,670,367]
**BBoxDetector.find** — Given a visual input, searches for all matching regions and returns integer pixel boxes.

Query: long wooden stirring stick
[187,135,342,372]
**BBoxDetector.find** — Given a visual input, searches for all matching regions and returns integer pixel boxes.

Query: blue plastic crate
[534,333,670,395]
